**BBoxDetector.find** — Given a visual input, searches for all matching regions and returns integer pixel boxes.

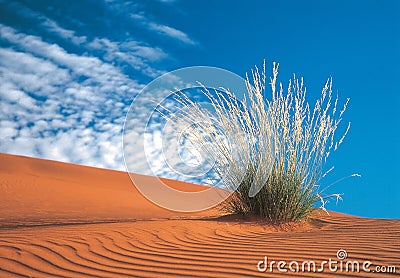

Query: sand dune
[0,153,218,228]
[0,153,399,277]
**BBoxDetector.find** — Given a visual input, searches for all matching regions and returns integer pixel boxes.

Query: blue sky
[0,0,399,218]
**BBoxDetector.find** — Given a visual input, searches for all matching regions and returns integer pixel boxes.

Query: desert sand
[0,153,398,277]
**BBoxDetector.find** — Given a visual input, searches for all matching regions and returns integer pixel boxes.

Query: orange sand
[0,153,399,277]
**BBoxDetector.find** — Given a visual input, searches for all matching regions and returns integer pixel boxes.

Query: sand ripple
[0,216,399,277]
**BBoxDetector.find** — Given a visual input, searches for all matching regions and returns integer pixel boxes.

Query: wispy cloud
[148,23,196,45]
[42,19,87,45]
[0,25,141,169]
[157,0,179,3]
[132,13,197,45]
[0,0,198,180]
[88,37,167,77]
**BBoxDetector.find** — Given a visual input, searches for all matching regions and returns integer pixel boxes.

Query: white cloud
[0,2,200,183]
[42,19,87,45]
[148,23,196,45]
[88,38,167,77]
[131,13,196,45]
[157,0,178,3]
[0,26,142,170]
[0,47,71,96]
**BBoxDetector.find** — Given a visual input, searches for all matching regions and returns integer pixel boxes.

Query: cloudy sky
[0,0,399,218]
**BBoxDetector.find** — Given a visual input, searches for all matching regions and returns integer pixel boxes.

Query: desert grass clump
[164,61,351,223]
